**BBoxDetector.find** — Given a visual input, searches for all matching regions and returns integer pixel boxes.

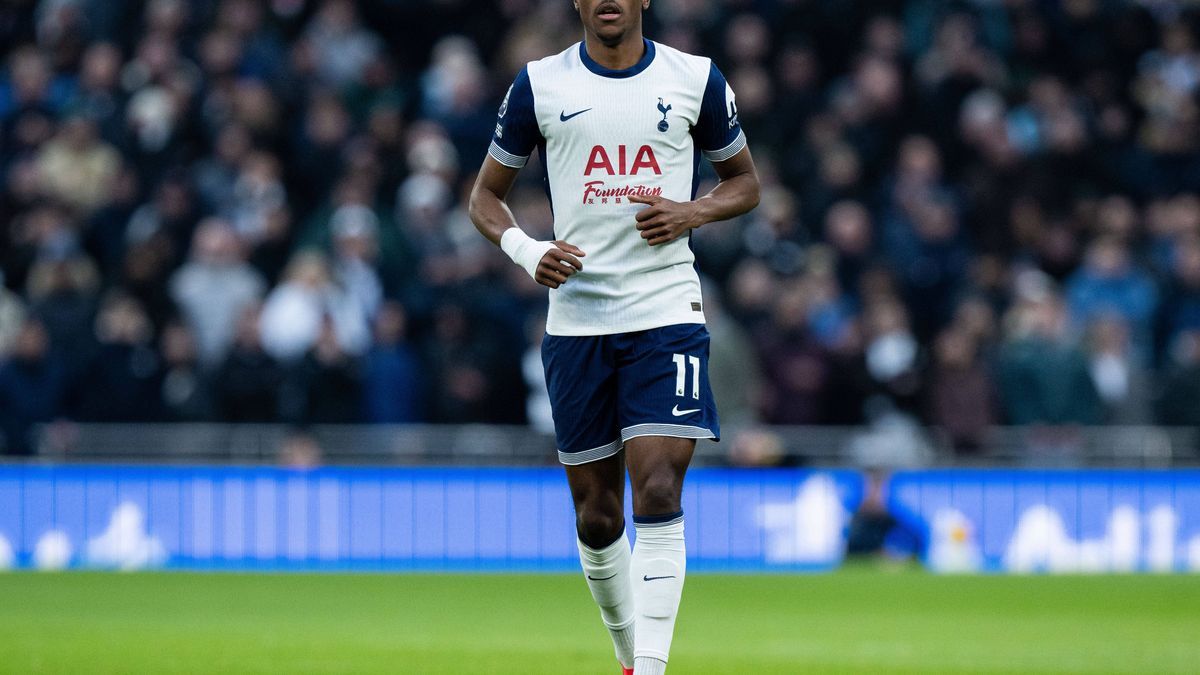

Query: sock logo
[642,574,676,581]
[587,573,618,581]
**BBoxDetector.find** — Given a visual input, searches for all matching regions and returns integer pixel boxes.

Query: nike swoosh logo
[587,573,617,581]
[671,405,700,417]
[643,575,676,582]
[560,108,591,122]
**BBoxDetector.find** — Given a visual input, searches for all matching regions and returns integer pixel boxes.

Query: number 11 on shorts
[672,353,701,399]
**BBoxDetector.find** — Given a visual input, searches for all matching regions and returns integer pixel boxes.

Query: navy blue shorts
[541,323,720,465]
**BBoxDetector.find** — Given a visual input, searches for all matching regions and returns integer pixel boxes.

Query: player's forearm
[691,171,760,226]
[468,184,520,246]
[470,181,577,284]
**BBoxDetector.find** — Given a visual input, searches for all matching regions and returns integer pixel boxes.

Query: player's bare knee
[576,506,624,548]
[633,475,682,516]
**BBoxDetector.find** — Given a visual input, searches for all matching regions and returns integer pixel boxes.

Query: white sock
[631,513,686,668]
[634,656,667,675]
[578,528,636,668]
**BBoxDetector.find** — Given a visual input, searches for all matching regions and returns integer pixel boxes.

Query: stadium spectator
[296,177,416,301]
[1085,317,1153,425]
[246,202,295,287]
[0,318,65,455]
[302,0,382,89]
[258,252,368,362]
[824,200,874,303]
[420,36,493,167]
[25,254,100,378]
[278,430,323,469]
[1158,329,1200,427]
[169,218,266,366]
[226,150,287,244]
[122,173,204,312]
[279,316,364,425]
[1065,237,1159,362]
[194,124,252,216]
[997,282,1102,426]
[35,113,121,215]
[294,90,353,205]
[859,296,924,420]
[329,204,384,321]
[70,42,127,143]
[84,167,142,283]
[1158,235,1200,351]
[78,293,161,422]
[214,305,281,423]
[423,302,517,424]
[2,47,57,154]
[0,272,26,358]
[927,326,996,453]
[363,302,423,424]
[158,320,213,422]
[755,280,831,425]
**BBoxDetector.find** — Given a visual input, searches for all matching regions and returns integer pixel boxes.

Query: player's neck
[583,30,646,71]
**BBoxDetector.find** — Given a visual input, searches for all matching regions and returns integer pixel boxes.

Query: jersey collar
[579,38,655,78]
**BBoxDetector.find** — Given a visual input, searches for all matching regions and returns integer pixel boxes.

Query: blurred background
[1,0,1200,577]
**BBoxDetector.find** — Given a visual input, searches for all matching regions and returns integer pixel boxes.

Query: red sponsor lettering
[583,145,662,176]
[630,145,661,175]
[582,180,663,204]
[584,146,614,176]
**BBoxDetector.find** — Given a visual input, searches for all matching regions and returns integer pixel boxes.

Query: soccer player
[469,0,759,672]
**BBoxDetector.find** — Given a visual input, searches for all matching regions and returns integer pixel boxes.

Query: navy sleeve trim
[491,66,540,162]
[692,62,744,156]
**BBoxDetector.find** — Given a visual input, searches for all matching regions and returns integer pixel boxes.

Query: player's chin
[589,21,630,46]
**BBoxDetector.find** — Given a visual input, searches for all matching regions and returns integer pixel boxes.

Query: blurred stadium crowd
[3,0,1200,455]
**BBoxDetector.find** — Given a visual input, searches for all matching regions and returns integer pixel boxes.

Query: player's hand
[629,194,704,246]
[534,240,586,289]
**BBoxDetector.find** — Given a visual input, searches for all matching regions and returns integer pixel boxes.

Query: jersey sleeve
[488,67,541,168]
[692,62,747,163]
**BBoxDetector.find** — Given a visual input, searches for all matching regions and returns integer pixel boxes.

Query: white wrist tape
[500,228,557,280]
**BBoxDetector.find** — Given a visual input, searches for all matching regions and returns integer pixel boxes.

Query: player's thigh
[564,450,625,514]
[624,435,695,515]
[542,332,621,464]
[613,323,719,444]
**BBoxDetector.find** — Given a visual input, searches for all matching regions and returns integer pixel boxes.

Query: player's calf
[567,456,636,669]
[578,527,636,670]
[631,511,685,675]
[625,437,694,673]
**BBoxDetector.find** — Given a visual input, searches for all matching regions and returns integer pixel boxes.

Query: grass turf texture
[0,568,1196,674]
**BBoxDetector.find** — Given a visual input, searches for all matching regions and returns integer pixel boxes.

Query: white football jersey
[489,39,746,336]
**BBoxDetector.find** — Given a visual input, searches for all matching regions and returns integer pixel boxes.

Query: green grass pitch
[1,567,1197,674]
